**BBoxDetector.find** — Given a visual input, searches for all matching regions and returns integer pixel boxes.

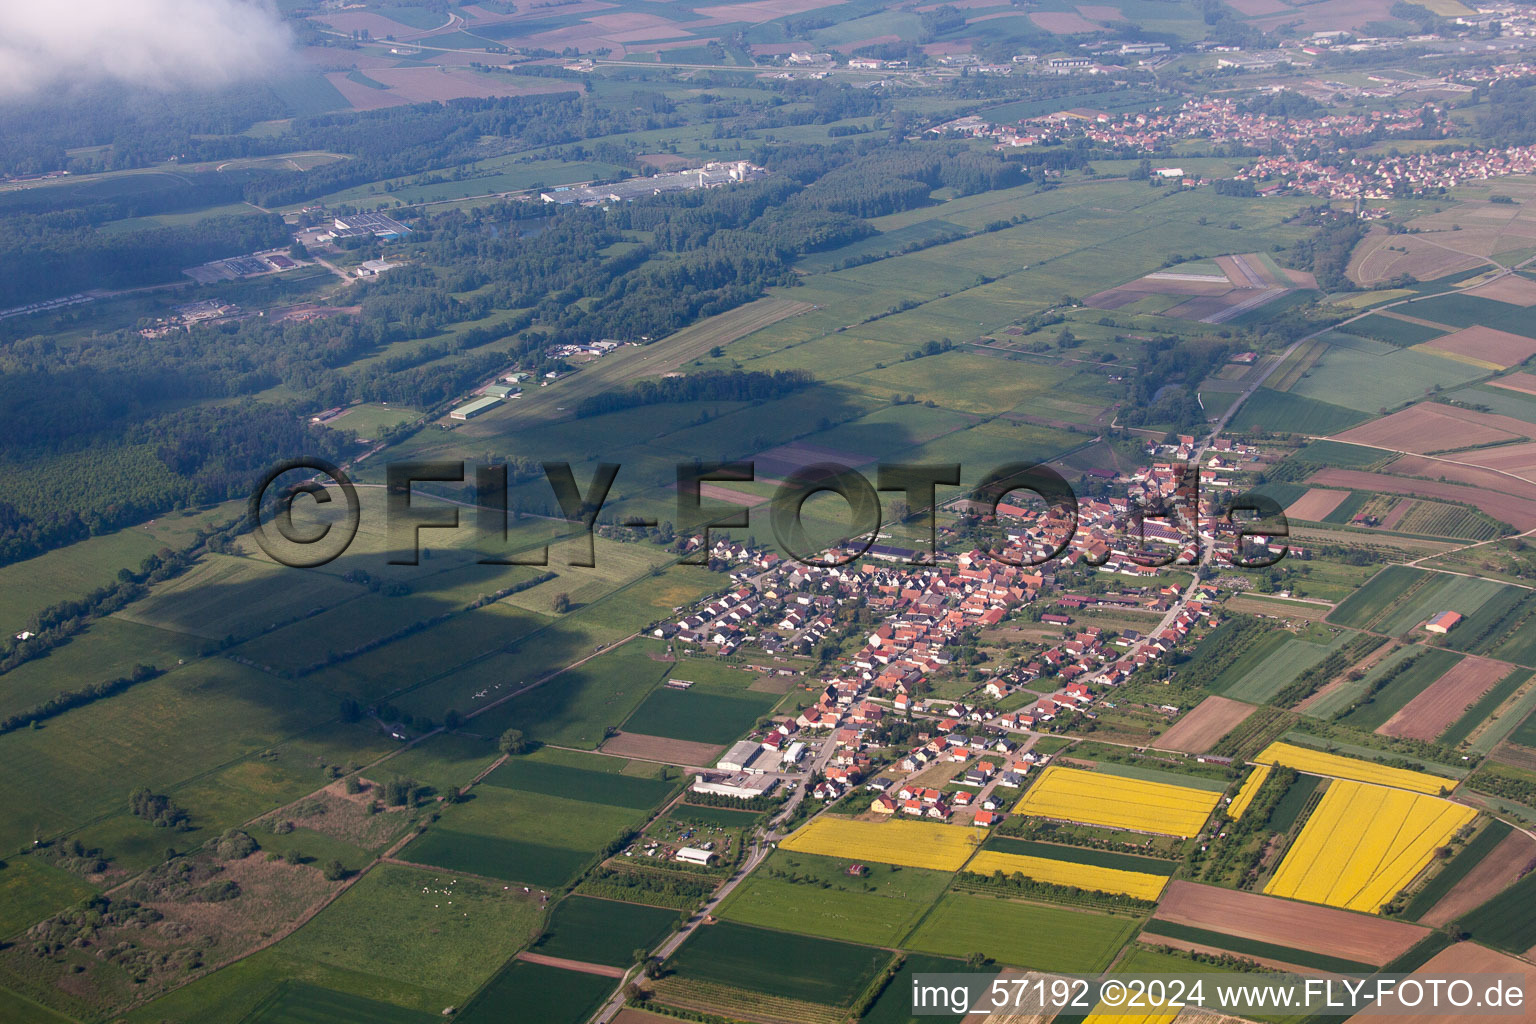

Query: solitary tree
[499,728,531,756]
[552,592,572,613]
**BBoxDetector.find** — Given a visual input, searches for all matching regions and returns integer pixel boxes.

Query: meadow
[618,688,778,745]
[481,756,675,809]
[237,981,436,1024]
[1457,869,1536,953]
[398,785,650,886]
[468,640,676,749]
[455,960,616,1024]
[904,894,1138,972]
[716,850,951,947]
[532,895,679,967]
[273,864,544,1004]
[1327,565,1429,630]
[667,920,892,1007]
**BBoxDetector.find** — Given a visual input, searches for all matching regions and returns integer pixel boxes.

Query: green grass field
[1441,668,1534,747]
[401,829,590,888]
[481,757,675,809]
[1405,820,1513,920]
[531,895,679,967]
[1327,565,1429,630]
[668,920,892,1007]
[1264,773,1321,833]
[455,960,616,1024]
[470,642,674,749]
[1339,316,1448,347]
[1229,388,1367,435]
[904,893,1137,972]
[1138,921,1373,972]
[0,857,97,940]
[117,553,366,641]
[398,785,645,886]
[1404,292,1536,339]
[1288,345,1484,414]
[716,850,951,947]
[1458,869,1536,953]
[1375,575,1510,637]
[860,953,968,1024]
[619,688,778,745]
[239,980,437,1024]
[1222,635,1346,703]
[1337,647,1464,731]
[276,863,543,1002]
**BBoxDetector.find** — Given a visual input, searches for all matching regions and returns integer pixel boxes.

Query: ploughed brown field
[1378,657,1517,742]
[1489,371,1536,396]
[1465,274,1536,307]
[599,731,724,767]
[1348,942,1536,1024]
[1154,696,1255,754]
[1332,404,1530,455]
[1285,487,1351,521]
[1306,468,1536,531]
[1419,830,1536,927]
[1153,881,1429,965]
[1423,325,1536,369]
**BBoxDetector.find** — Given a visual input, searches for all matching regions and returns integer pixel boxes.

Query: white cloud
[0,0,295,100]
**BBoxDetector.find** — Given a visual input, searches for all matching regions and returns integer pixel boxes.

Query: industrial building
[331,212,412,240]
[540,162,767,207]
[449,396,501,421]
[717,739,768,773]
[691,772,779,800]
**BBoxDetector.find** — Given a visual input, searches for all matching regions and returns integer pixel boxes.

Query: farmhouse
[1425,610,1463,634]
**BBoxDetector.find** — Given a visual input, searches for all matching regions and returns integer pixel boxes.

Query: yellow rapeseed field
[1226,764,1271,821]
[1082,1006,1179,1024]
[1254,742,1452,795]
[1012,765,1221,837]
[1263,779,1475,913]
[778,816,978,871]
[965,849,1169,901]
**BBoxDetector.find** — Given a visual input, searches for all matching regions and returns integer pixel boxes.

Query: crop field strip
[777,817,979,871]
[1010,764,1222,837]
[1262,780,1476,912]
[1403,819,1514,920]
[665,919,892,1009]
[1254,741,1455,794]
[1225,765,1271,820]
[904,893,1139,974]
[1137,921,1376,974]
[964,849,1169,900]
[1151,880,1428,965]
